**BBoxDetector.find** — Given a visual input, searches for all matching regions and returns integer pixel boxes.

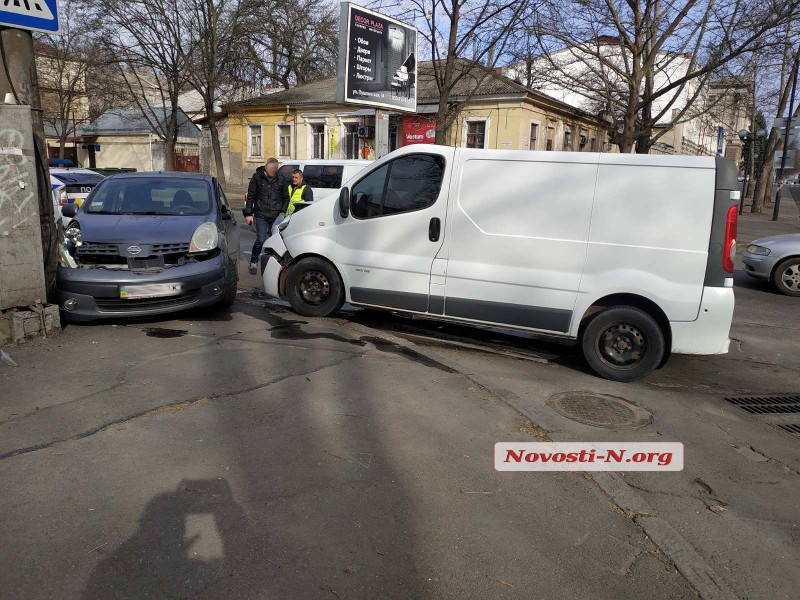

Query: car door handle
[429,217,441,242]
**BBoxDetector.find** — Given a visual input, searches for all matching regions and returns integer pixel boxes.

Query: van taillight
[58,190,68,205]
[722,205,737,273]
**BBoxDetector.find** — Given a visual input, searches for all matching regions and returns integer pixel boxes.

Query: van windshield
[84,177,212,216]
[303,165,344,188]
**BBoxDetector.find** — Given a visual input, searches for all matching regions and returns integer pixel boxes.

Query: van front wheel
[581,306,665,382]
[286,257,345,317]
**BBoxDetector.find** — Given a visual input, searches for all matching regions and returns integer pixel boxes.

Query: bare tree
[243,0,339,90]
[525,0,799,153]
[34,0,91,159]
[89,0,195,170]
[372,0,535,143]
[183,0,250,186]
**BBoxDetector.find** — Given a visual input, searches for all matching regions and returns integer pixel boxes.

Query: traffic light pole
[773,51,800,221]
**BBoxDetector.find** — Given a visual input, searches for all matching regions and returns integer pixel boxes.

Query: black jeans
[250,217,275,264]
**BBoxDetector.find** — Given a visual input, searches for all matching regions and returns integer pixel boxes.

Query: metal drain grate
[724,395,800,415]
[773,424,800,439]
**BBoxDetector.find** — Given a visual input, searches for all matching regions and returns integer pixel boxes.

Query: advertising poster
[403,115,436,144]
[338,4,418,113]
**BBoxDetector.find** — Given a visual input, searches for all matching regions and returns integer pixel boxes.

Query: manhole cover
[547,392,652,429]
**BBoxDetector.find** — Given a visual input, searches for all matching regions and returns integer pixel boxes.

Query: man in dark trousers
[244,157,289,274]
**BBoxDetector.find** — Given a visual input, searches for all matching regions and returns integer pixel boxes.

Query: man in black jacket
[244,157,289,274]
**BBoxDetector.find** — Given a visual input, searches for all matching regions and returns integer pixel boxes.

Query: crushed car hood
[73,214,209,244]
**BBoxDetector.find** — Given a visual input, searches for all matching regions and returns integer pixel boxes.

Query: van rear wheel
[581,306,664,382]
[286,257,345,317]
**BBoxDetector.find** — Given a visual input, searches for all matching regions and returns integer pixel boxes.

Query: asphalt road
[1,199,799,599]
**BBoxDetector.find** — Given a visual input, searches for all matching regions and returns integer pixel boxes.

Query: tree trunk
[752,161,774,213]
[58,135,67,159]
[207,106,226,187]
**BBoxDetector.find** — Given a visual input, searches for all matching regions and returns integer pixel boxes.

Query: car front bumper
[741,252,778,280]
[57,254,226,321]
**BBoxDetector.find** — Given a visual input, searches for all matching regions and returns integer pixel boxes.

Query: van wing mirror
[61,203,78,218]
[338,187,350,218]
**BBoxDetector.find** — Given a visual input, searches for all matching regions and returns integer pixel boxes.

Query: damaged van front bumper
[260,233,289,299]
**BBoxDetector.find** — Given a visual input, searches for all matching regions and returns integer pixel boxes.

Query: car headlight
[746,244,770,256]
[65,222,81,246]
[189,222,218,252]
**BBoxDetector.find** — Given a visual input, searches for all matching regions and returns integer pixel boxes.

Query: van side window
[278,164,299,179]
[304,165,344,188]
[351,154,445,219]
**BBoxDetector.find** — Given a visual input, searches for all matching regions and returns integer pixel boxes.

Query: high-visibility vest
[286,184,307,215]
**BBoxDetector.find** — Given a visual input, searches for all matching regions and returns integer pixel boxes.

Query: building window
[563,128,573,151]
[248,124,262,160]
[546,121,555,151]
[529,123,538,150]
[590,137,597,152]
[278,125,291,158]
[465,120,487,149]
[311,123,325,159]
[579,133,588,151]
[343,123,359,159]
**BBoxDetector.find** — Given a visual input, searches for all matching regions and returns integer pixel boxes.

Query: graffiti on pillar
[0,128,37,237]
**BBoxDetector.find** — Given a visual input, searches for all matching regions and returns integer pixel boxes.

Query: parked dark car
[57,173,240,321]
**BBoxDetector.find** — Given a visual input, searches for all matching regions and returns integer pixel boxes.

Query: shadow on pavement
[82,479,248,600]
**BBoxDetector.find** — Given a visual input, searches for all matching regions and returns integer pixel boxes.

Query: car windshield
[84,177,212,215]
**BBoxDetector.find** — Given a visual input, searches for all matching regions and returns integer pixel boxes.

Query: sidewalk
[737,186,800,247]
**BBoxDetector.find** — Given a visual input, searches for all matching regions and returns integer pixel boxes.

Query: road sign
[773,117,800,130]
[716,125,724,154]
[0,0,60,34]
[773,150,796,170]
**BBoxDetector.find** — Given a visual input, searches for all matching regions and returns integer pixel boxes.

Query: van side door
[443,153,598,334]
[335,149,453,312]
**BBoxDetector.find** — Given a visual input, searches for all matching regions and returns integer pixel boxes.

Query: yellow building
[221,62,611,188]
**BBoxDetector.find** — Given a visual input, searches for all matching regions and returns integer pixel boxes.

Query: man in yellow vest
[285,169,314,216]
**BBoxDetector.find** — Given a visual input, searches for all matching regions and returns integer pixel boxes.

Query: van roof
[283,159,372,166]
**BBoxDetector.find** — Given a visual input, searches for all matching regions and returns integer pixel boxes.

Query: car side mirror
[220,205,232,220]
[338,187,350,218]
[61,203,78,218]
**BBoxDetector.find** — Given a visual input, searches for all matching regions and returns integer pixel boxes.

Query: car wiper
[120,211,174,215]
[85,210,115,214]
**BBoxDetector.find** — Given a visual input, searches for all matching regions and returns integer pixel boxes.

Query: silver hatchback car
[742,233,800,296]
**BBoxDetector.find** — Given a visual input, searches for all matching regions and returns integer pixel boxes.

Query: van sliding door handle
[429,217,441,242]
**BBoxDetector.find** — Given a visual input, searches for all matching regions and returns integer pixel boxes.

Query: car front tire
[286,257,345,317]
[772,257,800,296]
[581,306,665,382]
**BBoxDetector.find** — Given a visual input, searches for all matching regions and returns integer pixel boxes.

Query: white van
[277,159,372,201]
[260,145,738,381]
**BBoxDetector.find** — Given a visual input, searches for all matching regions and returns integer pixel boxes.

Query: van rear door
[335,148,454,312]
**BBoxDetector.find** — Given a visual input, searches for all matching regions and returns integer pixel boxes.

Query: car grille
[152,242,191,254]
[95,290,201,312]
[78,242,118,256]
[77,242,192,265]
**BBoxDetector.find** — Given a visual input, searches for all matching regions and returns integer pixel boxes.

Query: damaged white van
[260,145,738,381]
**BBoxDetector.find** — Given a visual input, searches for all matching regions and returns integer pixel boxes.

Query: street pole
[773,51,800,221]
[0,27,58,300]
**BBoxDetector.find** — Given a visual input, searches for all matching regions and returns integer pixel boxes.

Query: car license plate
[120,283,183,299]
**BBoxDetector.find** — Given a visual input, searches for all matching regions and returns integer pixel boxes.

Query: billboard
[337,3,418,113]
[403,115,436,144]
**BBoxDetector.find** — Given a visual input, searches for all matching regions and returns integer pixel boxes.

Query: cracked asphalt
[1,196,798,599]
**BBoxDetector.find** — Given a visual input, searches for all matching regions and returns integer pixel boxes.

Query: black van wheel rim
[599,323,646,367]
[298,271,330,305]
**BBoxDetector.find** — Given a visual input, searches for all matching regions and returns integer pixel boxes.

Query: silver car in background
[742,234,800,296]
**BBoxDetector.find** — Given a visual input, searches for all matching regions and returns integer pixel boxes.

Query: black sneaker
[248,262,258,274]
